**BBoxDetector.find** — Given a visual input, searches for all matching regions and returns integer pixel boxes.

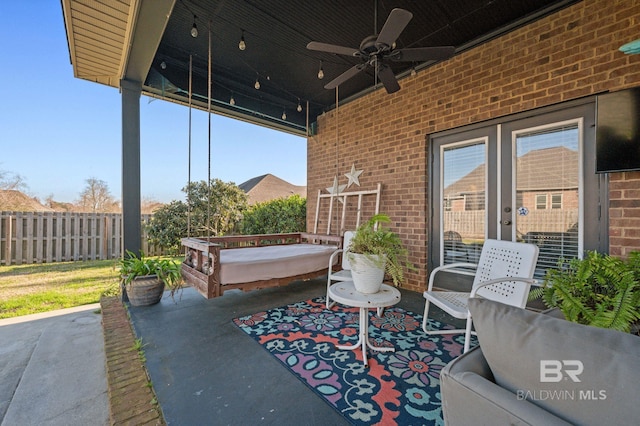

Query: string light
[160,61,166,70]
[183,20,324,129]
[238,30,246,50]
[190,15,198,38]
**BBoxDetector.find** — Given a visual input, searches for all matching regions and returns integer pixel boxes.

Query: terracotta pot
[125,275,165,306]
[348,253,386,294]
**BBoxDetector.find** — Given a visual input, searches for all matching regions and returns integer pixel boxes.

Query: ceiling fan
[307,8,455,94]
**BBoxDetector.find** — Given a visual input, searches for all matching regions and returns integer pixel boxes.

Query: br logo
[540,360,584,382]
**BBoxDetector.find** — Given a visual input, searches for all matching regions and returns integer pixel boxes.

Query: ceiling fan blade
[392,46,456,62]
[307,41,359,57]
[324,65,365,90]
[376,8,413,48]
[377,64,400,94]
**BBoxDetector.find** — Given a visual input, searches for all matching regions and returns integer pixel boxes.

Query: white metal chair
[422,239,539,353]
[326,231,355,309]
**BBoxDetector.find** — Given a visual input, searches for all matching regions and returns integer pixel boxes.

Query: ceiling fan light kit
[307,8,455,94]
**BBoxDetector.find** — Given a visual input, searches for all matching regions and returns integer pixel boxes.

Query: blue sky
[0,1,306,204]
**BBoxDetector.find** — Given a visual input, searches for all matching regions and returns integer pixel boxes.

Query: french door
[429,100,606,280]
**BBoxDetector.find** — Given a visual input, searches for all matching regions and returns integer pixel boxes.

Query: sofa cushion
[468,298,640,426]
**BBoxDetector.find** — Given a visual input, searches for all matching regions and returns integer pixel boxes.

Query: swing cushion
[219,243,338,284]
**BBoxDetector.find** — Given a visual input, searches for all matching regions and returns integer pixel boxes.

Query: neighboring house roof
[141,201,165,215]
[47,201,75,212]
[239,174,306,204]
[0,190,54,212]
[517,146,579,191]
[444,146,578,196]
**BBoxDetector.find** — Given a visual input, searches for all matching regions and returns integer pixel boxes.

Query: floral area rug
[232,297,476,425]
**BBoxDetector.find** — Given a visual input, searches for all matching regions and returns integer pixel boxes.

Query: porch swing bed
[177,34,381,299]
[181,184,381,299]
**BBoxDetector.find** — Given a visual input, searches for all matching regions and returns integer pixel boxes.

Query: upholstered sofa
[440,298,640,426]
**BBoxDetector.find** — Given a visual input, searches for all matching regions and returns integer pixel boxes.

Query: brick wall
[308,0,640,292]
[610,171,640,257]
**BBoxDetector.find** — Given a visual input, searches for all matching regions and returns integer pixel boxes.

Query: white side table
[328,281,401,366]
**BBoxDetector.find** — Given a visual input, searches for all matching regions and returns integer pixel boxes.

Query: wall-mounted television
[596,87,640,173]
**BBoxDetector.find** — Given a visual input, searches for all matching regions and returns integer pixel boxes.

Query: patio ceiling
[62,0,581,135]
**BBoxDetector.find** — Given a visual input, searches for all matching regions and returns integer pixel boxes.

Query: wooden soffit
[62,0,175,88]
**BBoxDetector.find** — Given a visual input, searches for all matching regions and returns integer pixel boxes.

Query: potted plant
[347,213,413,293]
[529,250,640,334]
[119,250,183,306]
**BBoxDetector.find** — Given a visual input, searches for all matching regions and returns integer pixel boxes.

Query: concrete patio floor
[0,276,457,425]
[0,304,109,426]
[126,278,438,425]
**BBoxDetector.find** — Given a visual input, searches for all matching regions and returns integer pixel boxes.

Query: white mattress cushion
[219,243,338,284]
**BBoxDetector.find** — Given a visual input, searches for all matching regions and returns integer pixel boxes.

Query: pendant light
[238,30,246,50]
[190,15,198,38]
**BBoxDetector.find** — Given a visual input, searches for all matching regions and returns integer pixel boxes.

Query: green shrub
[145,200,187,254]
[240,195,306,235]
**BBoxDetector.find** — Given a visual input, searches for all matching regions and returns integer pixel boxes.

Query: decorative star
[344,164,364,188]
[325,175,347,195]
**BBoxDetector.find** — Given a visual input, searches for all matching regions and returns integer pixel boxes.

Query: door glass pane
[514,125,580,278]
[442,141,486,264]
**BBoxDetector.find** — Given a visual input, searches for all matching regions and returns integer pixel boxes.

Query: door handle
[501,220,512,226]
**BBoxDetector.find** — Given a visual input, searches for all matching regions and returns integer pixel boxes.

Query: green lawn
[0,259,121,319]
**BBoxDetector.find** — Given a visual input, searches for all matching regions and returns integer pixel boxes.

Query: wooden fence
[0,212,165,266]
[1,209,578,266]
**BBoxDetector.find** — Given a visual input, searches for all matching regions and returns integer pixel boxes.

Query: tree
[0,166,28,191]
[146,179,248,253]
[240,195,306,235]
[145,200,187,253]
[184,179,248,236]
[77,178,118,212]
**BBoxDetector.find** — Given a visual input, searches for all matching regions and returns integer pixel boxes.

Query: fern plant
[347,213,413,286]
[532,251,640,333]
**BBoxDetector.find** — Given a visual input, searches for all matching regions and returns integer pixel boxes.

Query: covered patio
[60,0,601,272]
[60,0,640,294]
[61,0,640,424]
